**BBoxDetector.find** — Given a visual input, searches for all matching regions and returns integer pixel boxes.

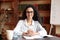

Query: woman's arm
[36,21,47,36]
[13,20,23,38]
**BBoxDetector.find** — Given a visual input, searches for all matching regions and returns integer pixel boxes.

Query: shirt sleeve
[13,20,23,38]
[36,21,47,36]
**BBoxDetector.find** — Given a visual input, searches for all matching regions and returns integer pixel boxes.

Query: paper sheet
[23,35,53,39]
[23,35,43,39]
[45,35,53,37]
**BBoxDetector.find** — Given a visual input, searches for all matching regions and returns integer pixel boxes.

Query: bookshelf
[38,4,51,34]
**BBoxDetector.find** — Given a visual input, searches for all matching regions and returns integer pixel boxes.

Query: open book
[23,35,53,39]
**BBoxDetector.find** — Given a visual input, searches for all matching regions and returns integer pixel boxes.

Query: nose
[27,13,31,16]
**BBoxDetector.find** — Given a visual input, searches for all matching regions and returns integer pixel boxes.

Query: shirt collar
[24,19,34,26]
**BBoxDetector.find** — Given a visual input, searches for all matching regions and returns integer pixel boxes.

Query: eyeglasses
[26,11,34,13]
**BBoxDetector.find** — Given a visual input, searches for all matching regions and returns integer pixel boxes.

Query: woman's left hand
[27,30,39,36]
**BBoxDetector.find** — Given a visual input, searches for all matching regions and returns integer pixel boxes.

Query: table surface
[16,36,60,40]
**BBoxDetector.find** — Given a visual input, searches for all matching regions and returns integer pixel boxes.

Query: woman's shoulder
[34,21,41,25]
[34,21,39,23]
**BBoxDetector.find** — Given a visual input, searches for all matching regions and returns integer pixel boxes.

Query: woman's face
[26,7,34,19]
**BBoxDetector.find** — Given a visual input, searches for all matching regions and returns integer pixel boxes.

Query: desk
[13,36,60,40]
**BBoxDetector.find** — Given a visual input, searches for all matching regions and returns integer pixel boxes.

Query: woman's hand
[27,30,34,36]
[27,30,39,36]
[22,30,39,36]
[22,32,28,36]
[22,30,33,36]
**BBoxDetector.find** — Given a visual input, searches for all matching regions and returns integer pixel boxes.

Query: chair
[6,30,13,40]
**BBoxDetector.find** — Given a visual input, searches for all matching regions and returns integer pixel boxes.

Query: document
[23,35,53,39]
[23,35,43,39]
[45,35,53,37]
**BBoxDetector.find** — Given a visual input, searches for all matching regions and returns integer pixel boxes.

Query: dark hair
[22,5,39,21]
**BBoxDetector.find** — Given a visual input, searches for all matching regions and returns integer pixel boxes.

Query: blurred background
[0,0,60,40]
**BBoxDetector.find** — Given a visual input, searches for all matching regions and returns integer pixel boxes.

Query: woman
[13,5,47,38]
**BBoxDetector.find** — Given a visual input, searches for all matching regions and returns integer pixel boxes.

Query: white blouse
[13,19,47,37]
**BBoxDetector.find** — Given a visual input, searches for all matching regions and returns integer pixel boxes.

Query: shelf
[0,0,13,2]
[19,0,51,4]
[19,0,51,1]
[38,4,50,11]
[39,16,50,24]
[38,11,50,17]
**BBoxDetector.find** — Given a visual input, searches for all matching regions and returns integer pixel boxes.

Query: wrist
[35,32,40,35]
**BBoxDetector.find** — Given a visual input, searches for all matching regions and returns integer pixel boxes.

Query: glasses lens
[26,11,34,13]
